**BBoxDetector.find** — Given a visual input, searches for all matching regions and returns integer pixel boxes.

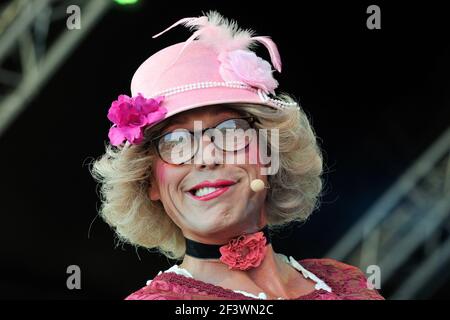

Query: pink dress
[125,257,385,300]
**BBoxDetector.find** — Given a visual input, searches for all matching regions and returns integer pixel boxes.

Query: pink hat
[107,11,297,146]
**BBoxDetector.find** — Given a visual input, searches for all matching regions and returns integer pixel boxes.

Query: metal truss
[326,127,450,299]
[0,0,112,137]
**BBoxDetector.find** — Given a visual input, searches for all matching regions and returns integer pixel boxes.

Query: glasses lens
[158,129,197,164]
[212,118,255,152]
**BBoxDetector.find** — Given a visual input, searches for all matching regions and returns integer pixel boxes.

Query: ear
[148,175,161,201]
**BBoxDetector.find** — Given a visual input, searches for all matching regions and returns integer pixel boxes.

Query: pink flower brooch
[219,231,268,271]
[107,93,167,146]
[218,49,279,95]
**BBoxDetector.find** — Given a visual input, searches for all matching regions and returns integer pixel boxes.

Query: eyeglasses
[151,116,257,164]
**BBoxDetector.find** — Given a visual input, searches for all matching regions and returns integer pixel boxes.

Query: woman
[91,11,384,300]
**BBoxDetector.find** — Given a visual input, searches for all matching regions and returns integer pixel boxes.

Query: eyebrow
[160,118,184,134]
[169,118,185,126]
[152,115,252,141]
[167,115,235,130]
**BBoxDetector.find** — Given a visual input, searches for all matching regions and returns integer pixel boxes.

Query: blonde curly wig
[90,94,325,260]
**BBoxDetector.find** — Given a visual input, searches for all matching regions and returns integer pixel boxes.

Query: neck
[179,244,294,298]
[184,225,271,260]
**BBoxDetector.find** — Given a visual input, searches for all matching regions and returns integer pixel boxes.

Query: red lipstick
[187,179,236,201]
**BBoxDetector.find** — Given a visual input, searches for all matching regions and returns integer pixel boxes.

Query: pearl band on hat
[152,80,250,97]
[151,80,298,109]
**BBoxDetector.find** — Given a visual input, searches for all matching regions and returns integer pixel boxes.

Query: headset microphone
[250,179,266,192]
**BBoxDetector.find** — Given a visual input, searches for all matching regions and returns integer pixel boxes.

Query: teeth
[194,187,220,197]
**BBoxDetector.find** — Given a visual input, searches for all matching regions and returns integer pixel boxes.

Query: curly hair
[90,94,325,260]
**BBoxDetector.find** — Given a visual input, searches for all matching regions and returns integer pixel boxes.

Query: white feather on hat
[152,10,282,72]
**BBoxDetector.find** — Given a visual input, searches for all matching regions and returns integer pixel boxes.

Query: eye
[213,118,254,151]
[160,130,192,148]
[156,129,198,164]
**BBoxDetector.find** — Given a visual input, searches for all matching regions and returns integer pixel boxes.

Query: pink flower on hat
[219,231,267,271]
[107,93,167,146]
[218,49,279,95]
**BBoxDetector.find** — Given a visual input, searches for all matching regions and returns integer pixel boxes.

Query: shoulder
[299,258,366,287]
[124,273,212,300]
[299,258,385,300]
[300,257,362,274]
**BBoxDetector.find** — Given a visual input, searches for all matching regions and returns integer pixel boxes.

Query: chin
[190,214,239,235]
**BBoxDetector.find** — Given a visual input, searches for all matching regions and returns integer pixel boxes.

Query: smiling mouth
[187,180,237,201]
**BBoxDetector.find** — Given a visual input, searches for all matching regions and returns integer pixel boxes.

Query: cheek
[154,160,169,184]
[247,137,264,166]
[154,160,186,193]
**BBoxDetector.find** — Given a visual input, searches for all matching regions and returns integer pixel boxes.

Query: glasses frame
[151,116,258,164]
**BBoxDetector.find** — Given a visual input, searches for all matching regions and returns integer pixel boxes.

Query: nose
[193,132,223,170]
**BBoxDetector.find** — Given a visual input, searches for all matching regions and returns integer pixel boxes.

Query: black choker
[185,225,271,260]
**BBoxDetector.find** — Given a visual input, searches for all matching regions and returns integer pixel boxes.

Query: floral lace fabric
[125,258,385,300]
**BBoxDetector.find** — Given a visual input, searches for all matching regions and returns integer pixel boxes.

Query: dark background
[0,1,449,299]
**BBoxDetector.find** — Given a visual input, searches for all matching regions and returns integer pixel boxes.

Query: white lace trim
[147,253,332,299]
[281,255,332,293]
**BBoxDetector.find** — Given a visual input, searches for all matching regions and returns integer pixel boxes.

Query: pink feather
[251,36,282,72]
[152,11,282,73]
